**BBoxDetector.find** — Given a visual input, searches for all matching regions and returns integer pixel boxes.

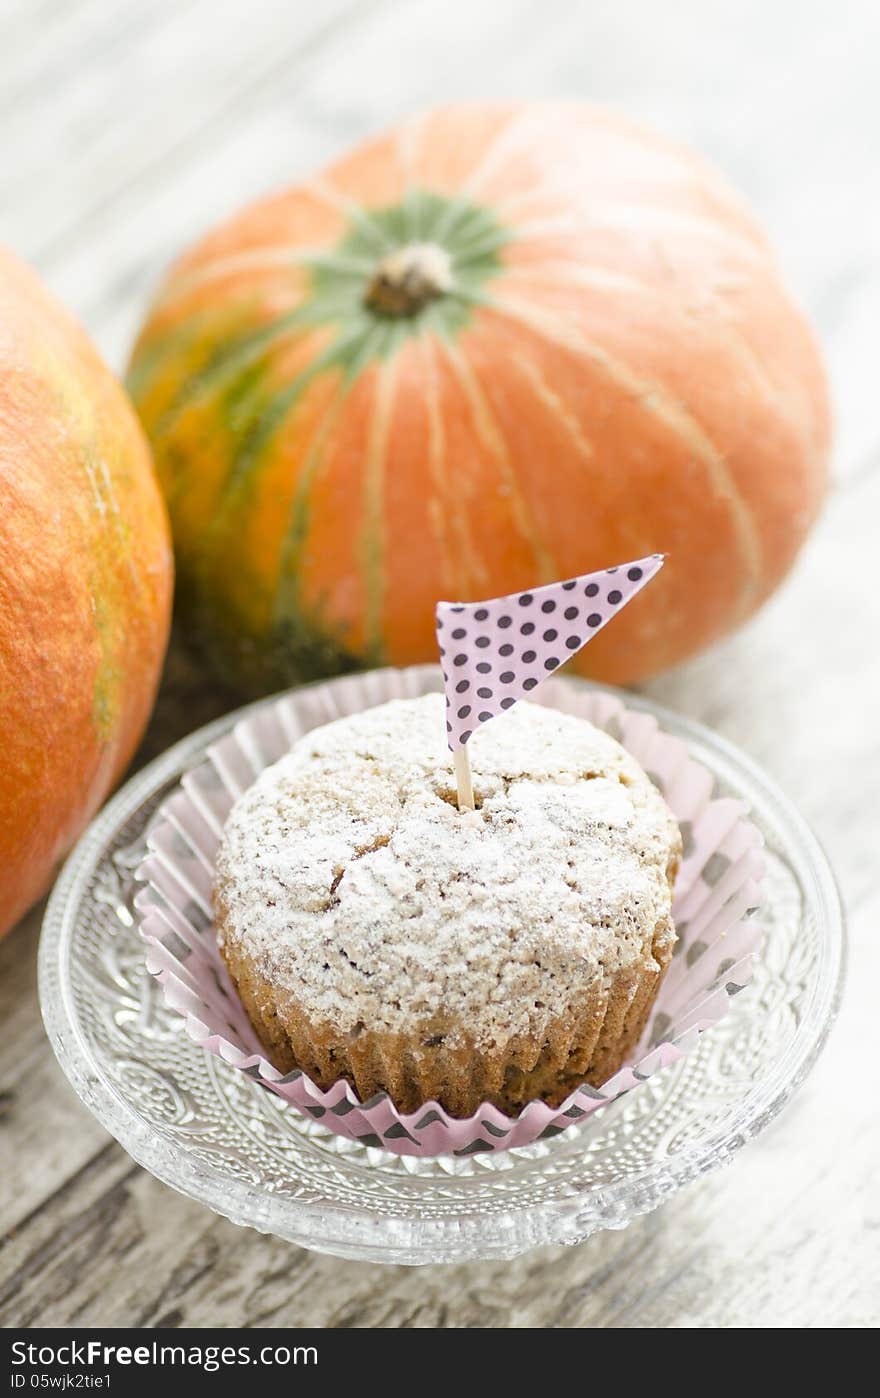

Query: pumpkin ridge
[304,176,397,254]
[484,288,764,614]
[446,224,513,266]
[416,329,457,592]
[503,260,801,426]
[440,104,541,211]
[439,336,558,581]
[500,206,770,261]
[184,330,355,606]
[192,321,393,665]
[145,308,313,446]
[490,165,772,243]
[273,375,354,630]
[436,201,503,251]
[201,314,382,524]
[510,350,595,464]
[359,355,399,654]
[211,327,359,512]
[151,247,370,316]
[501,263,650,295]
[428,194,492,250]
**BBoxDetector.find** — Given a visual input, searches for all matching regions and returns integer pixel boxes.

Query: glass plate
[39,670,845,1265]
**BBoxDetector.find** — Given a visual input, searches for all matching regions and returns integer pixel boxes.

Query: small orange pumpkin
[128,102,830,695]
[0,248,173,937]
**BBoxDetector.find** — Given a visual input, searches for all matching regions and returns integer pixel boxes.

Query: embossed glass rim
[39,670,846,1264]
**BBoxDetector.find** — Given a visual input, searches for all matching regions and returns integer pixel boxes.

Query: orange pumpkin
[128,102,829,696]
[0,248,173,937]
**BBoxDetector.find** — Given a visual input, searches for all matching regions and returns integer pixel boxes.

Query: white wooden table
[1,0,878,1328]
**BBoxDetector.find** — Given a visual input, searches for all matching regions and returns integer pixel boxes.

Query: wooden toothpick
[454,745,475,811]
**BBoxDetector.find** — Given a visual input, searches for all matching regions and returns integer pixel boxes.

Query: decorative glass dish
[39,668,845,1265]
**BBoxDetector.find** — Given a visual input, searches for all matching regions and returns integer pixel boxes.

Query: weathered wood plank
[0,910,110,1239]
[3,0,376,275]
[1,1019,876,1328]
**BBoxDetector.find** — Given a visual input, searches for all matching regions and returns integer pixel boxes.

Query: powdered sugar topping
[214,696,680,1044]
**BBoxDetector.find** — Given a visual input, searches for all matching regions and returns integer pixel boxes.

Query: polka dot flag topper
[436,555,664,750]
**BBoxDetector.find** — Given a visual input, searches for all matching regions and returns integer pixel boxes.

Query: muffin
[214,694,681,1118]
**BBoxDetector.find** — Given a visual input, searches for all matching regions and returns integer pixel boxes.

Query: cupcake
[213,694,681,1118]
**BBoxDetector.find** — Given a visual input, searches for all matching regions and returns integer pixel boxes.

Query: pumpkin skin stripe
[501,261,799,424]
[141,308,310,445]
[273,374,355,629]
[269,324,401,626]
[502,208,772,262]
[404,106,517,216]
[420,330,490,595]
[491,185,770,252]
[360,355,399,653]
[498,233,759,306]
[188,323,379,639]
[416,330,457,593]
[285,368,385,663]
[509,350,595,465]
[190,363,349,658]
[425,330,545,599]
[309,130,415,222]
[438,336,558,582]
[303,176,397,253]
[80,449,119,524]
[452,306,751,673]
[432,193,506,251]
[494,256,828,575]
[475,104,771,244]
[433,105,552,218]
[135,255,312,348]
[158,185,349,297]
[483,288,764,615]
[447,228,516,269]
[141,270,384,462]
[501,263,651,296]
[397,111,520,251]
[373,334,460,659]
[153,246,377,310]
[166,323,335,529]
[212,323,368,513]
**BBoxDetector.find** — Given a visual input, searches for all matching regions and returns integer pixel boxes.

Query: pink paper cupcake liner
[135,666,764,1158]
